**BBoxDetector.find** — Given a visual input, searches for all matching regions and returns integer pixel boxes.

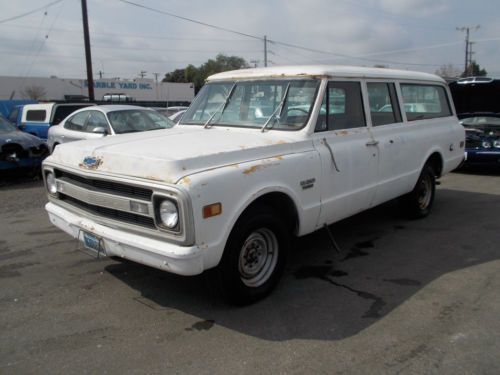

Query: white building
[0,76,194,103]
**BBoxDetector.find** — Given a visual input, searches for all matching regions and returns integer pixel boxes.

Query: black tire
[217,204,290,305]
[403,164,436,219]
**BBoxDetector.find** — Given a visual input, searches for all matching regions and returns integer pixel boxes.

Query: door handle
[366,140,379,146]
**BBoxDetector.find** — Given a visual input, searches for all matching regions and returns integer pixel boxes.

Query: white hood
[48,126,299,183]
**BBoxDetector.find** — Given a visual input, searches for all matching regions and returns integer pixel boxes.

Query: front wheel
[217,205,290,305]
[403,164,436,219]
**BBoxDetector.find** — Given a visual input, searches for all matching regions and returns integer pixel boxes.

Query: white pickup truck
[43,65,465,304]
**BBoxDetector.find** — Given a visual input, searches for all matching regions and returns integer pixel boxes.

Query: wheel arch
[425,151,444,177]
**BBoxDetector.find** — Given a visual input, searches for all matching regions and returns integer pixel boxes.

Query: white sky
[1,0,499,80]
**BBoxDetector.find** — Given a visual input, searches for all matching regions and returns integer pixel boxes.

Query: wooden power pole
[81,0,94,101]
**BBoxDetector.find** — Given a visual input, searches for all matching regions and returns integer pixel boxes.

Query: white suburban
[43,66,465,304]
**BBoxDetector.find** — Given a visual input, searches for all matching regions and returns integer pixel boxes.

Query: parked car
[47,105,175,152]
[42,65,464,304]
[19,102,95,140]
[169,109,186,124]
[449,78,500,168]
[0,115,48,174]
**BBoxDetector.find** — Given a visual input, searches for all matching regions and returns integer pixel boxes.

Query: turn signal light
[203,203,222,219]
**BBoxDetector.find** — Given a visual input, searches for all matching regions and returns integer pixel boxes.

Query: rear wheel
[403,164,436,218]
[217,205,290,305]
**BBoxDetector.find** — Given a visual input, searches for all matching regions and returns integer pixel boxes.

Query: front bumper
[46,202,205,276]
[464,150,500,166]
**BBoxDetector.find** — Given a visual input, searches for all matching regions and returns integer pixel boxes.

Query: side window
[64,111,90,131]
[26,110,46,122]
[315,81,366,132]
[400,84,452,121]
[367,82,402,126]
[84,111,108,133]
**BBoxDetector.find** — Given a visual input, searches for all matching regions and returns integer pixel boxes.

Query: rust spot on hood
[181,176,192,185]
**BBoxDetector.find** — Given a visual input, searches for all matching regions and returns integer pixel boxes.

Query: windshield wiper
[204,83,237,129]
[261,83,291,132]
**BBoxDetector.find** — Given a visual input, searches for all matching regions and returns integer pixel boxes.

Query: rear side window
[64,111,90,131]
[26,110,46,122]
[367,82,402,126]
[400,84,452,121]
[53,105,92,125]
[315,81,366,131]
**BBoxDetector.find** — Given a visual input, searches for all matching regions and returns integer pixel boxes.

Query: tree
[435,64,461,78]
[163,54,249,93]
[20,85,47,100]
[465,61,487,77]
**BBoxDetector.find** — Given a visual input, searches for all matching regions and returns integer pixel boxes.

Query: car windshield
[181,79,320,130]
[460,116,500,127]
[0,116,16,133]
[107,109,175,134]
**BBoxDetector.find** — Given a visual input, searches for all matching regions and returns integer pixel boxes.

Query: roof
[207,65,444,83]
[95,105,152,113]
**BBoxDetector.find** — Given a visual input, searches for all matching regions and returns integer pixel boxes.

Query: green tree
[163,54,249,93]
[462,61,487,77]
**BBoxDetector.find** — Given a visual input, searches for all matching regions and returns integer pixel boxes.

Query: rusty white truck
[43,66,465,304]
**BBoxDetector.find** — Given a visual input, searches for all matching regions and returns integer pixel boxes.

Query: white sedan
[47,105,175,152]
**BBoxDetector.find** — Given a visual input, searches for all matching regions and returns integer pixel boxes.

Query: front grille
[465,139,483,149]
[60,194,156,229]
[54,169,153,200]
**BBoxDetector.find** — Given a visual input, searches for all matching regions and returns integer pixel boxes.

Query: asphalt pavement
[0,170,499,374]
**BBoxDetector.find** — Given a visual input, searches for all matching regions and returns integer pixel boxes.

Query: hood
[48,126,300,183]
[0,129,44,148]
[449,79,500,115]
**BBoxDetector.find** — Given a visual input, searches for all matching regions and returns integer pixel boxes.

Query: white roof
[207,65,444,83]
[96,105,152,113]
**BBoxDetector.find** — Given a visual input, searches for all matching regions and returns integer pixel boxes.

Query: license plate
[80,231,106,258]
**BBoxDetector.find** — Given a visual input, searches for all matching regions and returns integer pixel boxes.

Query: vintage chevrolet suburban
[43,66,465,304]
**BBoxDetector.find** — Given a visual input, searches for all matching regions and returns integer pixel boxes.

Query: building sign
[83,80,153,90]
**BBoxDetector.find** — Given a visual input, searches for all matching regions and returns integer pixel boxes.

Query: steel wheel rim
[238,228,279,287]
[418,174,432,210]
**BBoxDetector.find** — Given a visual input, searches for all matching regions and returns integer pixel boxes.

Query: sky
[1,0,499,80]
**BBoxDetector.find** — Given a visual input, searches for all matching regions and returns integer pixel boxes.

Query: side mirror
[92,127,107,135]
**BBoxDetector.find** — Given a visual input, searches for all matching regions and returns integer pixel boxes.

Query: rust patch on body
[181,177,192,185]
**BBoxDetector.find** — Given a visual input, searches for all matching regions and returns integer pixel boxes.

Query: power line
[0,0,64,24]
[116,0,262,40]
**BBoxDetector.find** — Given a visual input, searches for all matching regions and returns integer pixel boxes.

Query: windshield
[182,79,320,130]
[0,116,16,133]
[107,110,175,134]
[460,116,500,127]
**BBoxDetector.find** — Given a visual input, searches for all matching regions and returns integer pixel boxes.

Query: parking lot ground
[0,170,499,374]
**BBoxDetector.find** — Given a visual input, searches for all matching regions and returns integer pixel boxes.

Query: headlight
[494,140,500,149]
[46,172,57,195]
[158,199,179,229]
[482,141,492,149]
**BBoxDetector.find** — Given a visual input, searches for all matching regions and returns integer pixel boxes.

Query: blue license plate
[82,231,104,257]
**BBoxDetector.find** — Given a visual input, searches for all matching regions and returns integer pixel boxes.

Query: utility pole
[264,35,268,67]
[153,72,159,100]
[139,70,147,79]
[98,70,103,79]
[81,0,94,101]
[457,25,480,76]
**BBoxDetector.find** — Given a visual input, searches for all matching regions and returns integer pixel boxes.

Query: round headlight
[159,200,179,229]
[482,141,492,149]
[46,172,57,195]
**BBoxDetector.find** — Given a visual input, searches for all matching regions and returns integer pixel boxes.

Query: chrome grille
[54,169,152,200]
[60,194,155,229]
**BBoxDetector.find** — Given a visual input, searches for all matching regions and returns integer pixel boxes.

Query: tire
[217,204,290,305]
[403,164,436,219]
